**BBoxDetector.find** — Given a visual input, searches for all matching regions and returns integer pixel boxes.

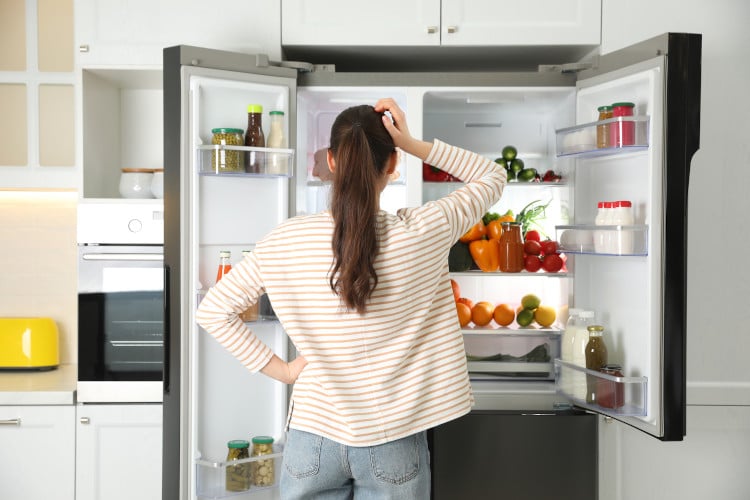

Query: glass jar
[119,168,154,199]
[244,104,265,173]
[225,440,251,492]
[498,222,524,272]
[150,168,164,199]
[585,325,609,404]
[211,128,244,173]
[596,105,613,148]
[251,436,275,487]
[609,102,635,147]
[597,364,625,409]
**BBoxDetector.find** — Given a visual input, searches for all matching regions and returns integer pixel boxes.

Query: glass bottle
[498,222,524,272]
[251,436,275,487]
[585,324,609,404]
[560,308,582,396]
[571,310,594,400]
[244,104,265,173]
[596,105,613,148]
[225,440,251,492]
[216,251,232,284]
[266,110,287,175]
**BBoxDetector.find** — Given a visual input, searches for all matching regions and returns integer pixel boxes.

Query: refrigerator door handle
[163,264,170,394]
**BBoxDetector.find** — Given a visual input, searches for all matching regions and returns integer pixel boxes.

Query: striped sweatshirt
[195,140,507,447]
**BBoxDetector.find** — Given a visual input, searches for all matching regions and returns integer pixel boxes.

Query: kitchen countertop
[0,363,76,405]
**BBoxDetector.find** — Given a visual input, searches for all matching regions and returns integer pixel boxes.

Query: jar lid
[617,200,632,207]
[597,105,613,111]
[269,110,284,116]
[602,364,622,371]
[247,104,263,113]
[227,439,250,449]
[212,127,244,134]
[579,310,595,318]
[219,250,231,257]
[501,221,520,226]
[152,168,164,173]
[121,168,154,173]
[611,102,635,108]
[587,324,605,332]
[252,435,274,444]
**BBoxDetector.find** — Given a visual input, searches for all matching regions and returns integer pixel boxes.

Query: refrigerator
[162,32,701,500]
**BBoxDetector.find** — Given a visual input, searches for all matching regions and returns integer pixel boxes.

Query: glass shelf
[195,449,283,499]
[197,145,295,177]
[556,224,648,256]
[554,359,648,416]
[555,116,650,158]
[450,270,571,277]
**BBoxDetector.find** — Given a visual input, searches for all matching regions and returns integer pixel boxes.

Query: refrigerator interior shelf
[195,450,283,499]
[554,359,648,416]
[197,145,295,177]
[450,270,571,278]
[555,115,650,158]
[462,327,563,336]
[556,224,649,256]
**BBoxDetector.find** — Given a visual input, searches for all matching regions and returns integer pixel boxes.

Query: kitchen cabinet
[430,410,598,500]
[282,0,601,47]
[75,404,162,500]
[0,405,75,500]
[74,0,282,67]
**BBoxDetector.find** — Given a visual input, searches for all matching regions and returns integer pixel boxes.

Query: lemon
[534,305,557,327]
[521,294,541,310]
[516,308,535,327]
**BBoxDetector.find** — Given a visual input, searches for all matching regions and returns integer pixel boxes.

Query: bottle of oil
[585,324,608,404]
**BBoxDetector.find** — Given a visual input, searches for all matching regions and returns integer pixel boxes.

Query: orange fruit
[457,297,474,310]
[493,303,515,327]
[456,302,472,327]
[471,301,495,327]
[450,279,461,302]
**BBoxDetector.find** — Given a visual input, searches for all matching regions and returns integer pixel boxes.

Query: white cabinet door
[75,0,283,66]
[441,0,601,46]
[0,406,75,500]
[75,404,162,500]
[281,0,441,46]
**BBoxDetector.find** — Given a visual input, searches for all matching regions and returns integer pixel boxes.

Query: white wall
[598,1,750,498]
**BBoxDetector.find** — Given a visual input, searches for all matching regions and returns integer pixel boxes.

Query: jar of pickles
[251,436,275,487]
[225,440,251,492]
[211,128,244,172]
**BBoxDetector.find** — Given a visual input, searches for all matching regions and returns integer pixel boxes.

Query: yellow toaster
[0,317,59,370]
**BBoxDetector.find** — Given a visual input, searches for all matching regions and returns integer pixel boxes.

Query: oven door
[77,245,164,402]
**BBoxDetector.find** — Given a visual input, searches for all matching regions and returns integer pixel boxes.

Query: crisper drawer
[464,330,560,381]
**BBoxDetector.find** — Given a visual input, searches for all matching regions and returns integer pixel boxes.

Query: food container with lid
[119,168,155,198]
[251,436,275,487]
[150,168,164,198]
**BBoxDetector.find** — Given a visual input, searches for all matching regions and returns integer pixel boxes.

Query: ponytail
[328,105,395,313]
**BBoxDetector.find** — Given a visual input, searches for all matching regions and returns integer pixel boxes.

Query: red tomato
[525,230,541,242]
[540,240,558,255]
[523,240,542,256]
[524,255,542,272]
[542,253,563,273]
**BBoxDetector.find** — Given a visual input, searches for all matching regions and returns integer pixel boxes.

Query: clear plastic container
[119,168,154,199]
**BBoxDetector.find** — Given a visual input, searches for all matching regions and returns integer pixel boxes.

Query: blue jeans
[280,429,431,500]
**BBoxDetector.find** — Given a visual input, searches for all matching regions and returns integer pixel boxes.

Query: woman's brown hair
[328,105,395,313]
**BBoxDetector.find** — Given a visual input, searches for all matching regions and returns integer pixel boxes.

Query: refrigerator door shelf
[555,115,651,157]
[195,448,284,499]
[556,224,649,256]
[554,359,648,417]
[197,145,296,177]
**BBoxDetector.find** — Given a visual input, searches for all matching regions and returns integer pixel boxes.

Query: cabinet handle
[80,417,90,425]
[79,44,89,53]
[0,418,21,426]
[447,26,457,34]
[426,26,438,34]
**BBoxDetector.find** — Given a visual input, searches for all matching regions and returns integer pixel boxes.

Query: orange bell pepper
[469,238,500,272]
[459,221,486,243]
[486,220,503,240]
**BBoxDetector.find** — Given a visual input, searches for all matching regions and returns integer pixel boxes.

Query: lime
[521,294,541,310]
[516,308,535,327]
[517,168,537,182]
[502,145,518,161]
[494,158,508,168]
[534,305,557,327]
[510,158,524,173]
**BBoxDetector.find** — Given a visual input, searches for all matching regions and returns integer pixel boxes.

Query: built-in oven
[77,201,165,403]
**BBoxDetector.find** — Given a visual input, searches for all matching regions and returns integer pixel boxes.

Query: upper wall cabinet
[282,0,601,48]
[75,0,284,67]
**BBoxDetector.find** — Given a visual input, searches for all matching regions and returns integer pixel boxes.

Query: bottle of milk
[594,201,613,254]
[560,308,583,395]
[571,310,595,400]
[611,200,635,254]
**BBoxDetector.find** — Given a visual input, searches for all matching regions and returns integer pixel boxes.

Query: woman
[196,98,506,498]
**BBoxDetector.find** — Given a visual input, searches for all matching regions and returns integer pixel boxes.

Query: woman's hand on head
[374,97,433,161]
